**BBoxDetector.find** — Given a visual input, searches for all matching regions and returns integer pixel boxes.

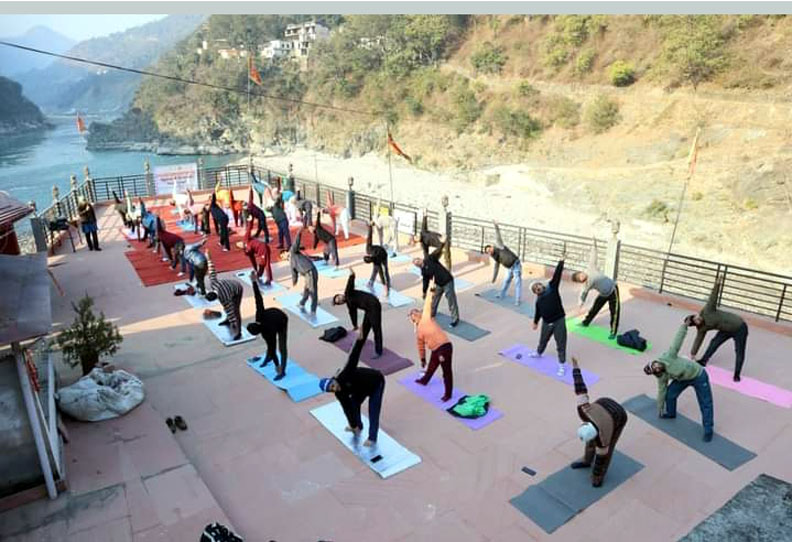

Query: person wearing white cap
[77,196,101,251]
[570,356,628,487]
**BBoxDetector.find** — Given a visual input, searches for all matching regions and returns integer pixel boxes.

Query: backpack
[447,394,490,419]
[319,326,348,343]
[617,329,648,352]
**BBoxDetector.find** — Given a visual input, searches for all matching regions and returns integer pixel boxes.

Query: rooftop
[1,196,791,541]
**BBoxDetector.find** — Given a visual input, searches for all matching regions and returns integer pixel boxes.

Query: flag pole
[386,120,394,209]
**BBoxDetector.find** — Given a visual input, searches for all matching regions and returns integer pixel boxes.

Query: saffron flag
[76,115,86,134]
[387,131,412,163]
[248,56,262,86]
[687,127,701,178]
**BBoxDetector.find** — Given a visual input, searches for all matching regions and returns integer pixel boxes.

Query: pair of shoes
[494,293,502,299]
[659,413,676,419]
[528,351,541,358]
[94,247,102,251]
[733,375,741,382]
[414,378,428,386]
[703,431,713,442]
[222,248,229,252]
[371,352,383,360]
[570,461,591,469]
[514,301,521,307]
[556,364,566,377]
[608,333,617,340]
[218,319,229,326]
[449,319,459,328]
[580,321,590,327]
[273,372,286,381]
[298,304,306,313]
[232,333,241,341]
[166,416,188,432]
[440,395,451,402]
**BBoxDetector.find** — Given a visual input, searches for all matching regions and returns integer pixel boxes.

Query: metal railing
[30,163,792,323]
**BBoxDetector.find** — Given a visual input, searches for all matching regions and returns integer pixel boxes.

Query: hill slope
[0,76,50,134]
[0,26,75,76]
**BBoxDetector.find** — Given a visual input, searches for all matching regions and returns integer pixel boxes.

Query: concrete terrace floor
[2,204,792,542]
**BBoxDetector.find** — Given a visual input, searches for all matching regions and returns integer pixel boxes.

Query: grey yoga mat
[623,395,756,471]
[434,313,491,342]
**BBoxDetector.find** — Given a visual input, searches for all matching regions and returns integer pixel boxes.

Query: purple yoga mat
[398,372,504,430]
[333,332,414,375]
[500,344,601,387]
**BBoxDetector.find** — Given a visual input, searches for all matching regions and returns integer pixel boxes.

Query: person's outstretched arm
[339,336,366,381]
[666,323,688,359]
[703,278,720,313]
[571,357,591,410]
[291,230,302,257]
[366,223,373,253]
[494,222,506,249]
[550,258,565,289]
[345,272,358,328]
[251,275,265,322]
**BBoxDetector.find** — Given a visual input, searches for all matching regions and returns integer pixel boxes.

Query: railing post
[777,284,787,322]
[198,158,205,190]
[479,225,485,253]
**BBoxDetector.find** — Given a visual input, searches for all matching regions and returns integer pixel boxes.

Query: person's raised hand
[571,356,580,369]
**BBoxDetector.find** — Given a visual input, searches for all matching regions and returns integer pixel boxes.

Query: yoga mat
[275,292,339,328]
[233,271,287,294]
[500,344,601,387]
[566,317,653,355]
[310,402,421,479]
[121,227,138,241]
[398,372,504,430]
[315,260,350,278]
[475,289,534,317]
[333,332,414,375]
[706,365,792,409]
[510,451,644,533]
[246,356,322,402]
[173,283,218,309]
[435,313,490,342]
[389,252,412,264]
[202,311,256,347]
[175,219,197,233]
[355,279,414,308]
[623,395,757,470]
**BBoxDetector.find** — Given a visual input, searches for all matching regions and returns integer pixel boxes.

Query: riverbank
[250,147,789,275]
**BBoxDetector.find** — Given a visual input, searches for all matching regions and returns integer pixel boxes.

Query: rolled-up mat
[500,344,601,387]
[246,356,322,402]
[333,332,413,375]
[623,394,756,470]
[475,289,535,318]
[435,313,490,342]
[566,317,652,355]
[275,292,339,328]
[398,372,504,430]
[202,310,256,347]
[310,401,421,479]
[510,451,644,533]
[355,279,414,308]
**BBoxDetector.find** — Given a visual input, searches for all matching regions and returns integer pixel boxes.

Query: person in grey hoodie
[572,239,620,339]
[289,229,318,315]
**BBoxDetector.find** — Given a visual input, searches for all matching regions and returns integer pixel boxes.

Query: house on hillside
[283,21,330,69]
[260,39,292,61]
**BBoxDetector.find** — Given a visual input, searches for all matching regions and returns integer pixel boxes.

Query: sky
[0,14,168,42]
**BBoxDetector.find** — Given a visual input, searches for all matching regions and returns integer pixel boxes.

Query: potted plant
[55,294,123,376]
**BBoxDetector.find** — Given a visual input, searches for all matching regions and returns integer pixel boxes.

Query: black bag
[319,326,348,343]
[617,329,648,352]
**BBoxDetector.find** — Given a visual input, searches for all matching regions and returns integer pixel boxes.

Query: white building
[283,21,330,60]
[260,39,292,61]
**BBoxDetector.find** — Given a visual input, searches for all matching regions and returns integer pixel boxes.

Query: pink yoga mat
[706,366,792,409]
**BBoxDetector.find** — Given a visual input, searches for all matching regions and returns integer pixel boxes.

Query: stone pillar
[83,166,95,202]
[197,157,205,190]
[69,175,79,220]
[346,176,355,219]
[605,219,621,280]
[29,201,48,253]
[144,159,154,197]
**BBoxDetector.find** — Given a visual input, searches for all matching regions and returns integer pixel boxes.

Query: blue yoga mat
[389,253,412,264]
[355,279,414,308]
[314,260,350,278]
[246,356,322,402]
[275,292,339,327]
[233,271,287,294]
[475,289,534,317]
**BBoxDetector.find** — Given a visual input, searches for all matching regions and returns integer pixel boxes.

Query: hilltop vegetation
[0,76,50,134]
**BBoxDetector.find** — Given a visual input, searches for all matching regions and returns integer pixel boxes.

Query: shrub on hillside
[574,49,595,75]
[471,42,508,74]
[542,34,569,68]
[584,95,620,133]
[645,199,670,220]
[546,96,581,128]
[404,96,424,116]
[492,105,542,139]
[609,60,636,86]
[452,83,483,132]
[516,80,540,98]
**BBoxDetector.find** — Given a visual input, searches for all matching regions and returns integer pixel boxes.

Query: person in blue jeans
[484,221,521,305]
[643,320,714,442]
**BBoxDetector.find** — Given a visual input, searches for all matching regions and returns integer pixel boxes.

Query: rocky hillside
[0,76,50,134]
[88,14,792,272]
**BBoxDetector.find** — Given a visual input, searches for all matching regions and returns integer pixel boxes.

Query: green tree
[56,295,123,376]
[609,60,636,86]
[470,42,508,74]
[660,15,729,90]
[584,95,620,133]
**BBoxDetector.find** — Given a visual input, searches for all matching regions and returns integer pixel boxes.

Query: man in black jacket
[416,209,451,270]
[297,195,313,228]
[246,270,289,380]
[269,193,291,250]
[320,335,385,447]
[309,211,340,268]
[333,268,383,358]
[413,241,459,326]
[210,192,230,251]
[289,230,318,315]
[530,249,568,377]
[364,221,391,297]
[484,221,522,306]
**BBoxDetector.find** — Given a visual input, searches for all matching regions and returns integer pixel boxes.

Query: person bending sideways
[181,238,208,295]
[365,221,391,296]
[210,192,230,251]
[333,268,383,359]
[269,193,291,250]
[247,270,289,380]
[205,250,244,341]
[686,276,749,382]
[320,335,385,447]
[323,192,350,240]
[156,225,185,274]
[485,220,522,306]
[409,281,454,402]
[643,319,714,442]
[309,210,340,268]
[416,209,450,269]
[530,251,568,376]
[289,230,318,315]
[413,240,459,326]
[244,187,269,241]
[572,238,620,340]
[569,356,628,487]
[237,218,273,286]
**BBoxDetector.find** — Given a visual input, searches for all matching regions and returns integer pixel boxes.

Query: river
[0,115,242,215]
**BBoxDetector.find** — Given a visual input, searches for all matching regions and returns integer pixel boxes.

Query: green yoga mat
[566,317,651,355]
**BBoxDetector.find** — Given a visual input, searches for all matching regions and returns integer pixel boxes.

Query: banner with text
[154,163,198,195]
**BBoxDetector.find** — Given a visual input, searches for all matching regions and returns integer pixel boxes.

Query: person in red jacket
[236,216,273,286]
[156,223,186,275]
